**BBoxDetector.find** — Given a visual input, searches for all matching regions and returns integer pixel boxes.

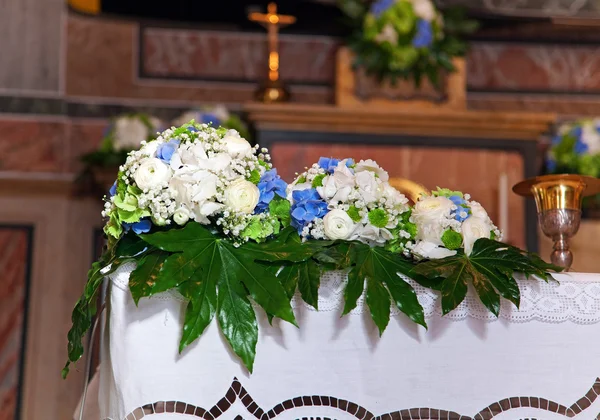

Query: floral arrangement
[546,119,600,216]
[173,105,250,140]
[64,144,559,378]
[338,0,478,86]
[81,113,163,168]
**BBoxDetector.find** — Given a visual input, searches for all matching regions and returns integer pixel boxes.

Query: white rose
[323,209,356,240]
[462,217,492,256]
[224,179,260,214]
[113,117,149,150]
[355,159,389,182]
[412,241,457,260]
[134,158,172,190]
[409,0,436,21]
[356,171,382,203]
[468,201,489,220]
[222,132,252,157]
[173,206,190,226]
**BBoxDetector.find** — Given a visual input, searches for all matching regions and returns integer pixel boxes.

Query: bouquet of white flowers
[172,105,250,140]
[103,122,289,244]
[289,157,415,252]
[411,188,501,260]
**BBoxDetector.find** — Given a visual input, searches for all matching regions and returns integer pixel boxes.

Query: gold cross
[249,3,296,83]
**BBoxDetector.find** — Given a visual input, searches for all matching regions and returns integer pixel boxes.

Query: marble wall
[0,227,31,420]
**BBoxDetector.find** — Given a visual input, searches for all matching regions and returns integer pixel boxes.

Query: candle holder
[513,174,600,271]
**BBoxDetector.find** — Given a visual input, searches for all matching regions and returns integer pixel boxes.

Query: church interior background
[2,0,600,418]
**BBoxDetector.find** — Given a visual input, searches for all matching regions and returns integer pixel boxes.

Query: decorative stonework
[115,377,600,419]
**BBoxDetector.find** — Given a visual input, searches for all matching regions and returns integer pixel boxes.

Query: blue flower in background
[575,138,589,155]
[156,139,180,163]
[449,195,470,222]
[551,135,562,146]
[290,189,329,233]
[370,0,394,16]
[201,113,221,127]
[109,181,117,197]
[412,19,434,48]
[255,169,288,213]
[187,126,198,132]
[546,158,557,172]
[318,157,340,174]
[123,218,152,235]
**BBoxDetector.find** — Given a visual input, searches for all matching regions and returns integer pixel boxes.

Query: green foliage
[413,238,562,316]
[433,187,463,198]
[312,174,327,188]
[248,169,261,184]
[269,197,291,228]
[347,206,362,222]
[441,229,462,250]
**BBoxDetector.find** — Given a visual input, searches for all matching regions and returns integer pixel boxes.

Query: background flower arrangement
[338,0,478,86]
[546,119,600,217]
[172,105,250,140]
[64,126,559,378]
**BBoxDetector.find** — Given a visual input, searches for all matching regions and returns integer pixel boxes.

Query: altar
[97,264,600,420]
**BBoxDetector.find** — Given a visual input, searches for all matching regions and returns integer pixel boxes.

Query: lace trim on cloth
[104,377,600,420]
[110,263,600,324]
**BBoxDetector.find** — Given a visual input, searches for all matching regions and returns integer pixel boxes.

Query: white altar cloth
[99,263,600,420]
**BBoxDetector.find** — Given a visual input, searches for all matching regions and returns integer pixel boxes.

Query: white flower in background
[356,171,382,203]
[224,179,260,214]
[222,131,252,157]
[172,111,202,128]
[581,120,600,154]
[412,241,457,260]
[409,0,436,21]
[354,159,390,182]
[134,158,172,190]
[375,24,399,45]
[323,209,356,240]
[113,117,151,150]
[173,206,190,226]
[461,216,492,256]
[212,104,230,122]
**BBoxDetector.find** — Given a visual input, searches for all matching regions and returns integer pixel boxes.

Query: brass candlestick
[248,3,296,103]
[513,174,600,270]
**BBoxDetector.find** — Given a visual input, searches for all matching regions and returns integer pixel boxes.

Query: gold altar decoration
[513,174,600,271]
[249,3,296,103]
[389,178,428,204]
[335,47,466,111]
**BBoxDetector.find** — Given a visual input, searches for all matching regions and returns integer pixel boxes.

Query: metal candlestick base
[513,174,600,271]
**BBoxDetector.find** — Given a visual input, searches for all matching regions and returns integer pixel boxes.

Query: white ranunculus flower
[356,171,382,203]
[412,241,457,260]
[410,0,436,21]
[134,158,172,190]
[173,206,190,226]
[113,117,149,150]
[468,201,489,220]
[462,216,492,256]
[224,179,260,214]
[355,159,390,182]
[223,132,252,157]
[323,209,356,240]
[412,196,454,244]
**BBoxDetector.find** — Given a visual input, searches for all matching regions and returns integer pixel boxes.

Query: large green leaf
[297,260,321,310]
[242,227,331,263]
[129,251,169,304]
[413,238,561,316]
[366,278,391,335]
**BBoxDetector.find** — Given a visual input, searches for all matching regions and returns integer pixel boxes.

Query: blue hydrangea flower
[109,181,117,197]
[449,195,470,222]
[318,157,340,174]
[123,219,152,235]
[255,169,288,213]
[290,189,329,233]
[187,126,198,132]
[370,0,394,16]
[575,138,589,154]
[345,158,355,167]
[156,139,180,163]
[546,158,557,172]
[412,19,434,48]
[201,113,221,126]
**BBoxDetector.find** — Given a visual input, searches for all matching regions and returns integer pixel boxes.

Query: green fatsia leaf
[129,251,169,304]
[343,244,426,329]
[242,227,331,263]
[439,261,469,315]
[276,265,300,301]
[469,264,500,316]
[297,260,321,310]
[217,269,258,373]
[366,278,391,335]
